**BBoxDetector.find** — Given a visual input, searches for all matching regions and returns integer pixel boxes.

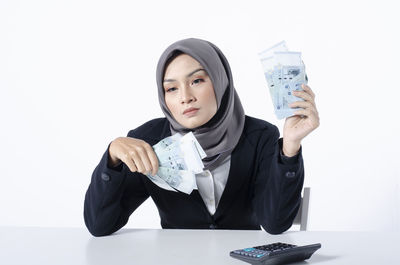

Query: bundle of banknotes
[258,41,308,119]
[145,132,207,194]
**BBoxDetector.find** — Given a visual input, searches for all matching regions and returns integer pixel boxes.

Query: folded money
[146,132,207,194]
[156,166,196,195]
[258,41,308,119]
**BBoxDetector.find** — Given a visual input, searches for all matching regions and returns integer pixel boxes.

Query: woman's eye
[166,87,176,92]
[192,78,204,85]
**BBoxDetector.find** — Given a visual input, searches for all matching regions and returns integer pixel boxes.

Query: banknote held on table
[258,41,308,119]
[145,132,206,194]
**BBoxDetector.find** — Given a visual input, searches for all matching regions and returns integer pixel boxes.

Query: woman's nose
[180,87,195,103]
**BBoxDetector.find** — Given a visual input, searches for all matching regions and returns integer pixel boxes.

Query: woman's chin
[179,118,204,129]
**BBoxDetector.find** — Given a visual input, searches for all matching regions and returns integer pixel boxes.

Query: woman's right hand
[108,137,159,176]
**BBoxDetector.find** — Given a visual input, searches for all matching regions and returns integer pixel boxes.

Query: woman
[84,38,319,237]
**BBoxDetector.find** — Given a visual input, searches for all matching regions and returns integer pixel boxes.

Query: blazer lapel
[213,133,254,220]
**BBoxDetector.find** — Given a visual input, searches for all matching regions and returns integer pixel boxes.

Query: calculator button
[243,248,255,252]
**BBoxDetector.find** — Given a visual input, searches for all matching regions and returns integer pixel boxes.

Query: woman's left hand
[282,84,320,156]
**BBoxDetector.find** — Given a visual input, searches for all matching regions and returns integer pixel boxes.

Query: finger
[292,90,315,106]
[293,108,313,118]
[145,145,159,176]
[135,146,153,175]
[123,156,138,173]
[289,100,314,110]
[129,149,147,174]
[302,84,315,99]
[294,108,320,126]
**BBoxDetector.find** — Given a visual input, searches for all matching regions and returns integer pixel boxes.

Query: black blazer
[84,115,304,237]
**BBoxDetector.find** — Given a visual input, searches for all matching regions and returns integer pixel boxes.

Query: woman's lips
[183,108,199,116]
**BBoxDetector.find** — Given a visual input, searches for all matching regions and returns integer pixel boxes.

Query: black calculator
[230,242,321,265]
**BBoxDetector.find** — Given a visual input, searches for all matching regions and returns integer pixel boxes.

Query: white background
[1,0,399,231]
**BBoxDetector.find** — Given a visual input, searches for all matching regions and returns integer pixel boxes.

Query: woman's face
[163,54,217,129]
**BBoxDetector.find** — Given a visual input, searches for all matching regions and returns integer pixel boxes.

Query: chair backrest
[293,187,310,231]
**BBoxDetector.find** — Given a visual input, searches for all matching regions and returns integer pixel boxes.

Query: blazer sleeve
[253,126,305,234]
[83,132,150,237]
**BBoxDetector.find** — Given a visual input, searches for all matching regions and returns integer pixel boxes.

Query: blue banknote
[146,132,206,194]
[259,42,308,119]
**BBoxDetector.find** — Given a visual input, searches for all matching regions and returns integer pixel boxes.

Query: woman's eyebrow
[163,68,206,83]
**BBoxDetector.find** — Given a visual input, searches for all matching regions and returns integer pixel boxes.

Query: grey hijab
[156,38,245,172]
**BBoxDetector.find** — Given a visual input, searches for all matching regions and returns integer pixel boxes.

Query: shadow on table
[109,228,154,236]
[308,254,339,263]
[262,254,338,265]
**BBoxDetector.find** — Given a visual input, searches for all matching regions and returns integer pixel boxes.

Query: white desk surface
[1,226,399,265]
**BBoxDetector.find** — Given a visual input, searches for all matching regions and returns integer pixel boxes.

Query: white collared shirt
[195,155,231,215]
